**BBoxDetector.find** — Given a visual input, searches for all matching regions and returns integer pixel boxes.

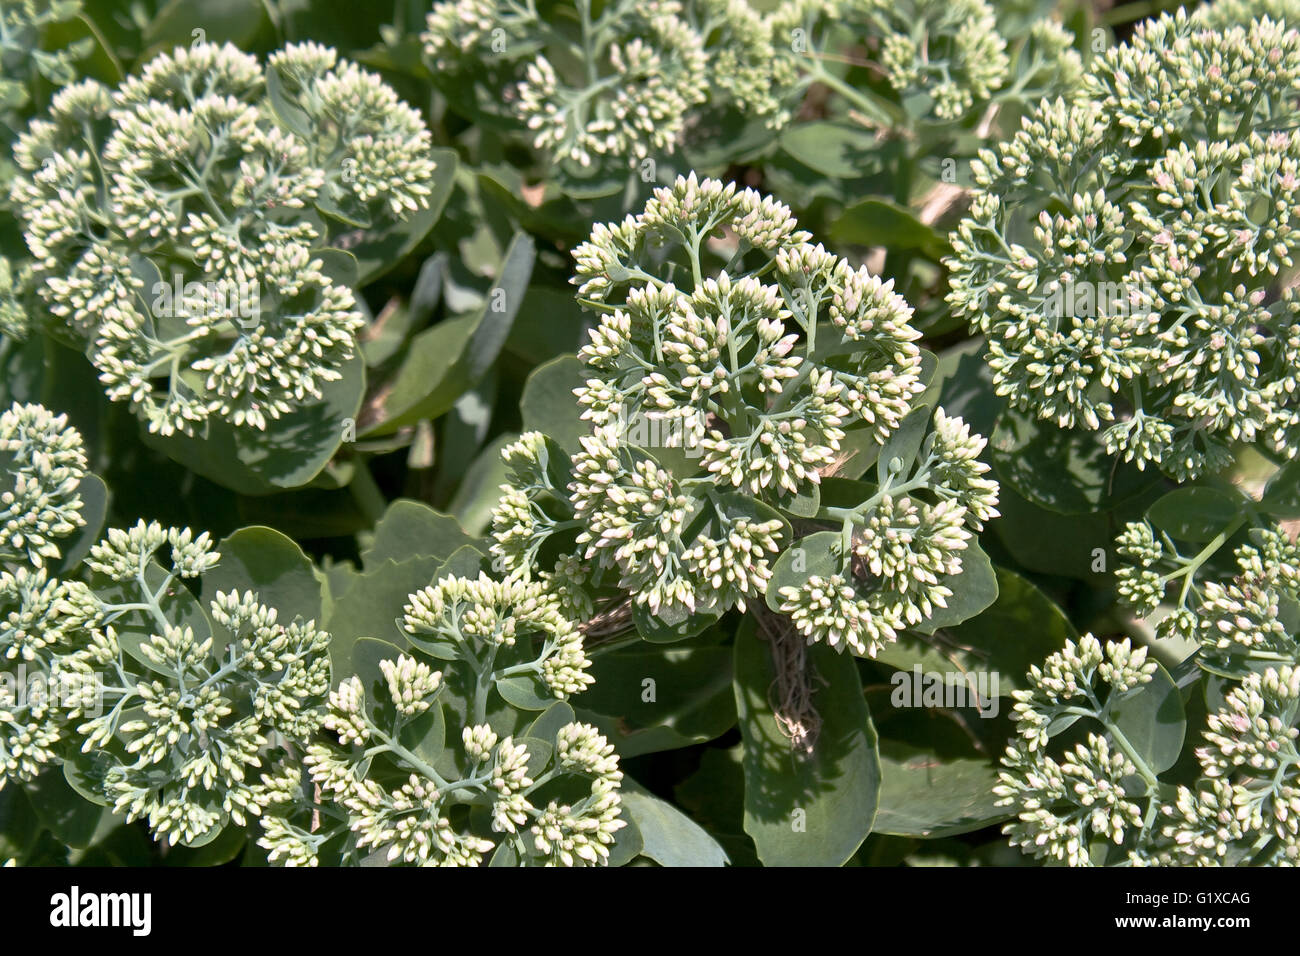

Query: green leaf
[622,782,729,867]
[524,701,576,742]
[200,526,324,627]
[55,472,108,573]
[361,233,534,434]
[140,0,265,57]
[446,433,518,537]
[765,531,842,615]
[877,566,1075,694]
[990,405,1160,514]
[143,351,365,493]
[673,746,759,866]
[631,600,723,644]
[26,768,108,850]
[734,619,880,865]
[1106,660,1185,775]
[324,556,444,679]
[520,355,591,455]
[265,66,313,139]
[504,285,591,366]
[162,824,248,866]
[877,404,930,484]
[832,198,947,256]
[1147,486,1245,543]
[930,340,1002,439]
[360,500,473,572]
[994,484,1145,580]
[779,122,881,179]
[576,646,736,757]
[1261,460,1300,519]
[909,541,999,634]
[495,674,555,710]
[872,742,1006,838]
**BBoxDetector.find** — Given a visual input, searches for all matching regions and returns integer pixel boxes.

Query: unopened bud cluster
[948,11,1300,480]
[999,530,1300,865]
[484,175,996,656]
[0,403,95,790]
[11,41,436,436]
[423,0,709,170]
[256,574,623,866]
[60,522,333,846]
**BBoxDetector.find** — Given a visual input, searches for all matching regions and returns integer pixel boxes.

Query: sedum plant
[64,521,333,847]
[10,41,437,436]
[998,514,1300,866]
[0,1,87,138]
[255,573,625,867]
[766,0,1081,138]
[947,10,1300,480]
[422,0,709,175]
[490,174,998,657]
[0,402,94,790]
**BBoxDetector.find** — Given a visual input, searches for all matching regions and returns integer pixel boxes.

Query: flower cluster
[994,635,1163,866]
[1153,667,1300,865]
[423,0,708,170]
[485,175,995,654]
[60,521,332,846]
[256,574,622,866]
[766,0,1079,131]
[1197,0,1300,29]
[1115,516,1300,653]
[1000,532,1300,866]
[948,11,1300,480]
[10,42,436,435]
[401,572,594,700]
[776,408,998,657]
[0,401,87,568]
[0,403,97,790]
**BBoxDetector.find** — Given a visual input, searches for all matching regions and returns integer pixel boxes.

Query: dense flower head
[571,173,925,491]
[0,402,87,568]
[487,176,995,650]
[948,11,1300,479]
[1196,0,1300,29]
[10,41,436,436]
[1001,572,1300,865]
[256,633,623,867]
[423,0,707,169]
[994,635,1161,865]
[1115,518,1300,648]
[0,566,97,789]
[686,0,790,126]
[1152,666,1300,864]
[64,523,332,846]
[402,572,593,699]
[843,0,1010,121]
[774,407,998,657]
[764,0,1078,131]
